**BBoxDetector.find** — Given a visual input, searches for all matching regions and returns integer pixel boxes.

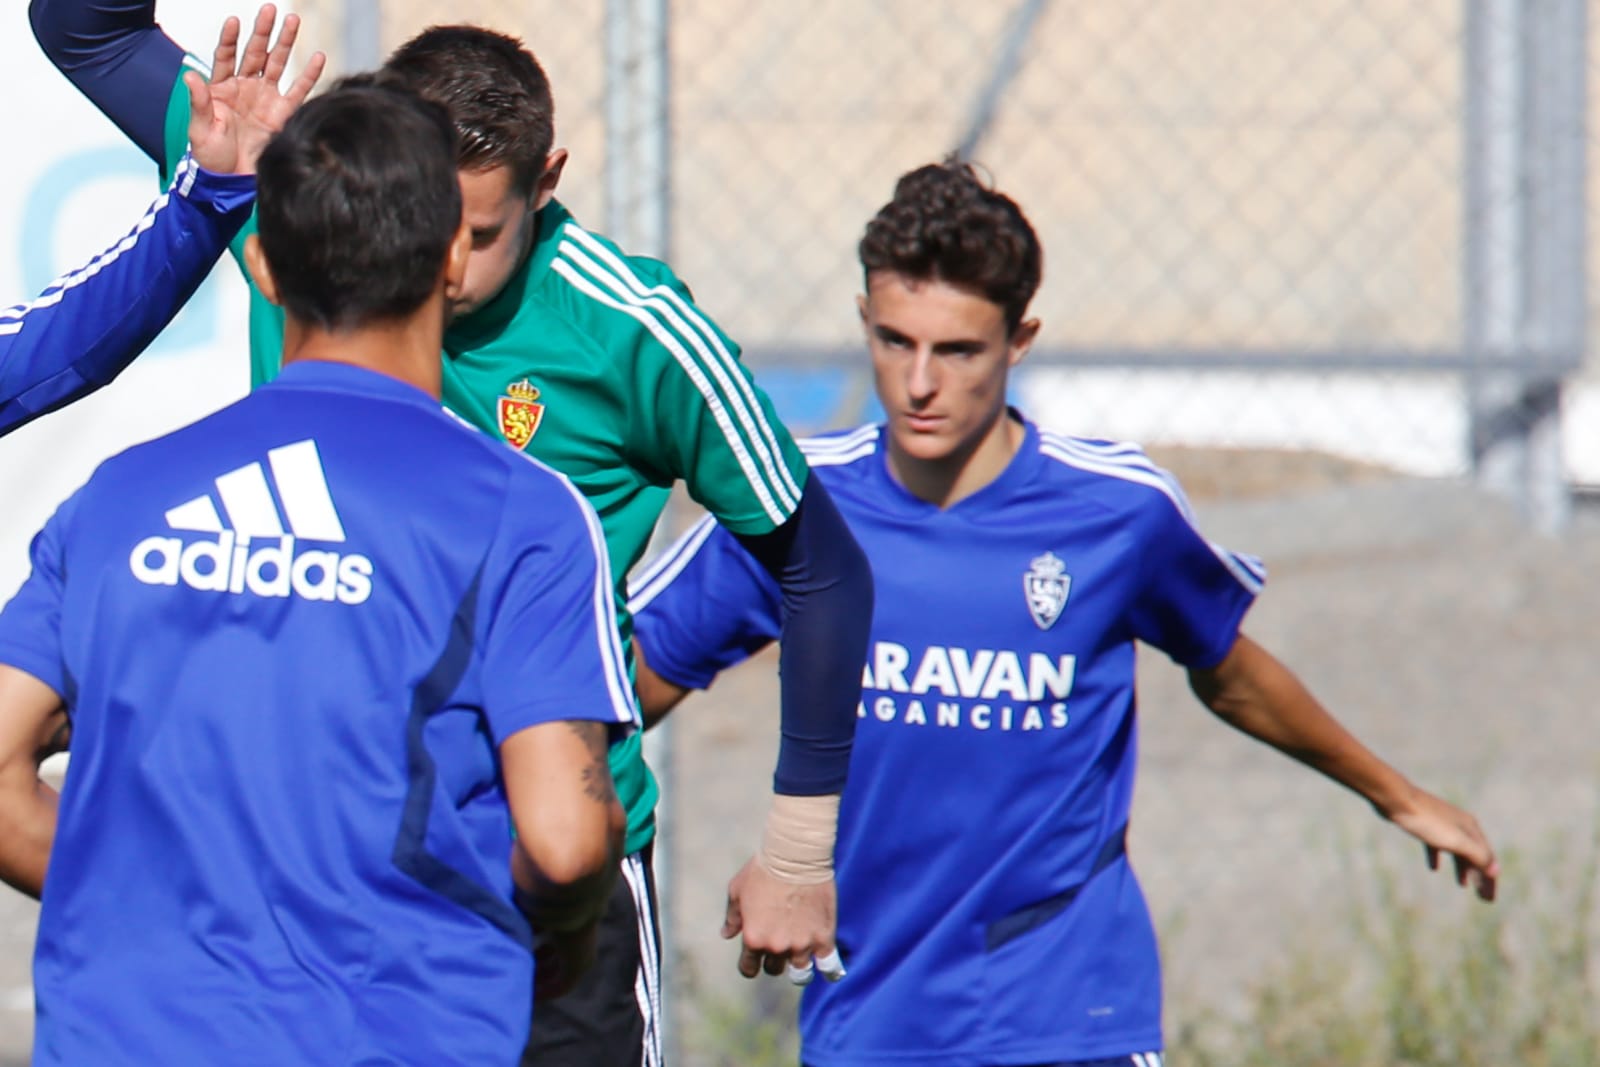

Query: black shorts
[521,850,663,1067]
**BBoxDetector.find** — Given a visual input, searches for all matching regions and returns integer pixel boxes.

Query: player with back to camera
[0,79,631,1065]
[0,10,322,438]
[628,159,1500,1067]
[33,5,874,1063]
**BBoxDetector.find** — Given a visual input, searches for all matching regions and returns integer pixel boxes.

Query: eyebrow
[873,324,986,354]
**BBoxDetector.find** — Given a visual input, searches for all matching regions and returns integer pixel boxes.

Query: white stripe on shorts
[621,854,664,1067]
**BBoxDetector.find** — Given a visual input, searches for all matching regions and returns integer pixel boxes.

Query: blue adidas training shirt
[0,360,637,1066]
[632,416,1263,1066]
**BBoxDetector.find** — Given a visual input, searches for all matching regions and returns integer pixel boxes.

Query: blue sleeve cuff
[172,154,259,217]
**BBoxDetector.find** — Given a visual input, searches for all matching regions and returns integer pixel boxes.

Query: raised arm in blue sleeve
[31,0,183,163]
[732,478,872,798]
[0,156,255,438]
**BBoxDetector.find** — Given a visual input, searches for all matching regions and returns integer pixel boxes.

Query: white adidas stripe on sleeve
[626,514,719,616]
[1040,434,1265,596]
[561,225,804,508]
[545,467,641,726]
[550,256,790,527]
[0,160,193,337]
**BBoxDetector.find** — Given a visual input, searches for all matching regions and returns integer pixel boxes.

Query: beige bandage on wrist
[756,794,840,885]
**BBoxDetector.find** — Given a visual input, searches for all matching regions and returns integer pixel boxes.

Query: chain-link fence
[329,2,1600,1062]
[40,3,1579,1062]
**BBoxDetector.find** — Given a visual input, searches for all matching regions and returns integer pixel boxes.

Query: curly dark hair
[382,26,555,194]
[858,159,1042,332]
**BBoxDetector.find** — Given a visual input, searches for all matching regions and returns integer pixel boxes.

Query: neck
[888,410,1024,509]
[279,297,447,398]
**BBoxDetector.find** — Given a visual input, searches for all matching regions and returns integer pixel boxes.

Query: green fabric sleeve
[625,260,809,536]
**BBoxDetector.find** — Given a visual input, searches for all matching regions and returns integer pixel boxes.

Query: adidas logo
[128,440,374,605]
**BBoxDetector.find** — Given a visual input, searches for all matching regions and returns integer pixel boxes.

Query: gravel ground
[0,470,1592,1063]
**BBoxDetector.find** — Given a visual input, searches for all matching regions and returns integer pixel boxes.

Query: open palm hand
[187,5,327,176]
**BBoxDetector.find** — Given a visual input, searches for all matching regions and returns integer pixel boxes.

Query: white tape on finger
[785,960,815,986]
[815,948,847,981]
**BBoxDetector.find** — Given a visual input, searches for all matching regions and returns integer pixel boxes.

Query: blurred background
[0,1,1596,1063]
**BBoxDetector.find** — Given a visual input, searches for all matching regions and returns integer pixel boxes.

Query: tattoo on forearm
[566,721,618,806]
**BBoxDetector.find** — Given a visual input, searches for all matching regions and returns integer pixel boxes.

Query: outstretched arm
[0,8,323,438]
[0,157,251,437]
[1188,633,1499,901]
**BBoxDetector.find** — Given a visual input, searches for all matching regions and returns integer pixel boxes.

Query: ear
[856,292,870,332]
[531,147,569,212]
[1007,317,1041,367]
[442,219,473,301]
[242,235,283,308]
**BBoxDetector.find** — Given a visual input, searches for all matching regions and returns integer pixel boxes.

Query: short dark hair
[255,83,462,331]
[382,25,555,194]
[859,159,1042,333]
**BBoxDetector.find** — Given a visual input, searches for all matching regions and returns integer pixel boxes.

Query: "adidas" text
[130,532,373,605]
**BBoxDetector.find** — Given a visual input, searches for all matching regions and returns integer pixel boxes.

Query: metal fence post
[606,2,677,1061]
[1464,0,1583,533]
[605,0,672,260]
[340,0,382,72]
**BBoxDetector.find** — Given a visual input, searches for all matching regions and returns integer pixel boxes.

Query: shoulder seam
[1038,434,1266,594]
[799,425,880,467]
[548,226,802,526]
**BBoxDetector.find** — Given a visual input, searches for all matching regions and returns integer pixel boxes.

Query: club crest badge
[1024,551,1071,630]
[497,379,545,450]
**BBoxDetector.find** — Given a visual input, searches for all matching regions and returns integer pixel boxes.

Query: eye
[470,229,500,250]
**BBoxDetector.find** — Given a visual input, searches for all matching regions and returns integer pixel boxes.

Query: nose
[906,348,938,404]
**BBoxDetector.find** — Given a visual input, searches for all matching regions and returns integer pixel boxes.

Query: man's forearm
[0,769,58,899]
[511,843,618,934]
[1189,634,1417,817]
[734,478,873,796]
[503,720,626,931]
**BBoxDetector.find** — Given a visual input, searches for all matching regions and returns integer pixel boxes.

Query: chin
[891,429,962,466]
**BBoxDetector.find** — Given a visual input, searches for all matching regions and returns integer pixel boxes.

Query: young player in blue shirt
[630,160,1499,1067]
[0,82,630,1065]
[0,9,322,437]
